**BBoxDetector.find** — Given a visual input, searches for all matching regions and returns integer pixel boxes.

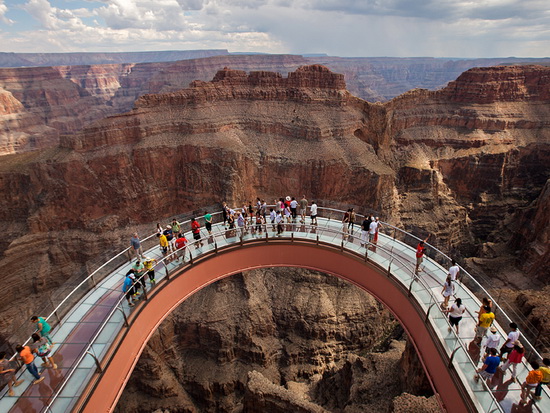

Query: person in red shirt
[175,233,188,261]
[191,217,203,248]
[415,234,431,274]
[16,344,44,384]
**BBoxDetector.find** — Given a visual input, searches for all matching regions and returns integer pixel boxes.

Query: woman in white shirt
[446,297,466,334]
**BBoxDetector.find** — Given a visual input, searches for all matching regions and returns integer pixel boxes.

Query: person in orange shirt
[16,344,44,384]
[520,361,543,404]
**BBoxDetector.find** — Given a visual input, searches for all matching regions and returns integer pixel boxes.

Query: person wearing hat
[163,225,175,252]
[500,340,524,379]
[122,270,137,307]
[483,326,501,357]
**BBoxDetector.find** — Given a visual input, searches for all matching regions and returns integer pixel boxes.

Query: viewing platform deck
[0,207,547,413]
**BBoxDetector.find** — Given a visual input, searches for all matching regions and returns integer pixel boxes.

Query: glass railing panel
[48,396,75,413]
[56,366,94,399]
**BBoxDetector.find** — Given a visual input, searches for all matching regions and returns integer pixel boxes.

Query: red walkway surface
[79,242,475,413]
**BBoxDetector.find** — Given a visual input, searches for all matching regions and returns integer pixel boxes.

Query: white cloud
[0,0,14,24]
[3,0,549,57]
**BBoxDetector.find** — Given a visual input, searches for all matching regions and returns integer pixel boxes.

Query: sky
[0,0,549,57]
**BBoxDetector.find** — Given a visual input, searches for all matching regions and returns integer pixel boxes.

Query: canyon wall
[0,64,548,411]
[0,64,548,337]
[3,53,550,156]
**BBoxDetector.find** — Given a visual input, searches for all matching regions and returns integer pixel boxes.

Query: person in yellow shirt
[535,358,550,400]
[475,306,495,344]
[157,233,168,257]
[143,257,157,285]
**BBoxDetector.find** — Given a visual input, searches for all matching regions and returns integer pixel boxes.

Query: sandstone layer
[0,64,548,342]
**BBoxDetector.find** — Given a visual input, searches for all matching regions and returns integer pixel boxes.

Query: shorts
[476,326,488,338]
[161,246,168,254]
[193,232,201,240]
[449,315,462,327]
[500,345,514,356]
[416,256,423,266]
[479,370,494,380]
[205,222,212,232]
[311,214,317,219]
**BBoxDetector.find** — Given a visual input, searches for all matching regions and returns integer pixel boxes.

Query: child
[31,333,57,369]
[499,341,523,379]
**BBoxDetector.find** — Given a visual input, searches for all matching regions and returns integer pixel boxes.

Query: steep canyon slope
[0,64,548,410]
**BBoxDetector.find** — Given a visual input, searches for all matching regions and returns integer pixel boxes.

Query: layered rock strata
[0,64,548,339]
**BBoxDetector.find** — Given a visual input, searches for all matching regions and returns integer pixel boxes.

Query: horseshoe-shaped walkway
[0,208,548,413]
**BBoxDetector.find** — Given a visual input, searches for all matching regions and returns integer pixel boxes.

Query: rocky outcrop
[0,64,548,336]
[0,55,309,155]
[0,64,548,413]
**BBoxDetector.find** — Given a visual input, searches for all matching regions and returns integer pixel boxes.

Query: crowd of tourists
[122,198,548,405]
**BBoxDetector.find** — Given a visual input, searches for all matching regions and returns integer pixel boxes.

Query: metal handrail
[42,217,507,412]
[3,204,545,412]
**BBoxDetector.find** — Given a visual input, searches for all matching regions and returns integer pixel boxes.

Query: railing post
[364,247,368,262]
[291,232,294,242]
[340,239,344,251]
[214,241,218,253]
[85,350,103,374]
[117,305,129,327]
[141,282,148,301]
[448,345,461,368]
[240,233,244,246]
[189,251,193,265]
[387,259,392,276]
[48,296,61,324]
[164,263,170,280]
[425,302,438,322]
[91,273,97,288]
[266,231,269,242]
[316,235,319,245]
[408,277,416,297]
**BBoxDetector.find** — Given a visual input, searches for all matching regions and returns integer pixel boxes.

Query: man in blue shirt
[475,348,500,382]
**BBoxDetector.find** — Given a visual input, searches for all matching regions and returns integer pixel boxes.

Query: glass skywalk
[0,207,547,413]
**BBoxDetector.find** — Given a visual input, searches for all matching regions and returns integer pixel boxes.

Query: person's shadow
[468,339,481,364]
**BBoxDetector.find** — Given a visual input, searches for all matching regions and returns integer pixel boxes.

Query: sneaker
[128,302,135,307]
[8,389,14,396]
[52,364,58,370]
[534,396,542,401]
[14,380,23,387]
[33,377,45,384]
[474,375,479,382]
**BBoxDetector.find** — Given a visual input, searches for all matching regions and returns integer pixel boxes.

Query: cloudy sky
[0,0,549,57]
